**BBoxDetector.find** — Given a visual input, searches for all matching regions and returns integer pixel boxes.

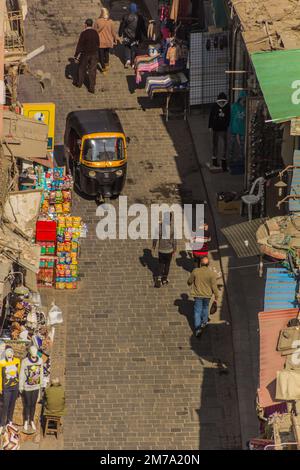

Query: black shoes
[154,277,161,288]
[212,157,219,167]
[221,158,228,172]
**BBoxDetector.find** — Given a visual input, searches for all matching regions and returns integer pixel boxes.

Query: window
[82,137,125,162]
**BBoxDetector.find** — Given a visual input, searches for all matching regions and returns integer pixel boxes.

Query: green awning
[251,49,300,123]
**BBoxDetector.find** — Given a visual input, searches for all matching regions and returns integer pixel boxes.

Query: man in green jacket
[43,378,65,417]
[187,257,219,337]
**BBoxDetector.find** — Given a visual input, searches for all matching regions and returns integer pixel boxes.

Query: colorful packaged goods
[54,215,82,290]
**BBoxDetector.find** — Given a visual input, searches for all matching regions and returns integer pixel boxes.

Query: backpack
[124,13,138,40]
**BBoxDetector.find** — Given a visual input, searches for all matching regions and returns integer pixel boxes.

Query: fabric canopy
[251,49,300,123]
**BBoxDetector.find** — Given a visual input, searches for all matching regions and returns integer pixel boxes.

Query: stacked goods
[38,168,73,219]
[36,221,57,288]
[55,216,82,290]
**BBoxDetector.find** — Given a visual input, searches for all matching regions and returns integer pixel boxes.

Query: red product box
[36,221,57,242]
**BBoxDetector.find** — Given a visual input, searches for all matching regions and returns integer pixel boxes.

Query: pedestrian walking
[95,8,118,72]
[229,91,247,162]
[74,18,100,94]
[118,2,147,68]
[190,223,211,268]
[208,92,231,171]
[152,213,176,288]
[187,257,219,337]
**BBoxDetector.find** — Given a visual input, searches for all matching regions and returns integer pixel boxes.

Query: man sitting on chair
[43,378,66,417]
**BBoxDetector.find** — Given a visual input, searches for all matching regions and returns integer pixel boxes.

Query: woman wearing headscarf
[95,7,118,72]
[119,2,147,68]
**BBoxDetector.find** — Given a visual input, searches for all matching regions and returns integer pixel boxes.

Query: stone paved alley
[18,0,242,449]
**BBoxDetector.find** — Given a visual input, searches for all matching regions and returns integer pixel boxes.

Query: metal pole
[0,0,4,139]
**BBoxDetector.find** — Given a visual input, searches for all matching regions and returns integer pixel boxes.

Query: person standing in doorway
[119,2,147,68]
[229,91,247,162]
[95,8,118,73]
[152,213,176,288]
[208,92,231,171]
[187,257,219,337]
[74,18,100,94]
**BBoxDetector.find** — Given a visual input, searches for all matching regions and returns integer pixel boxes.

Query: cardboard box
[217,199,241,214]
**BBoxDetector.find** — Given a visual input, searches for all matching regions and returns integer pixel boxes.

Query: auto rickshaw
[64,109,128,201]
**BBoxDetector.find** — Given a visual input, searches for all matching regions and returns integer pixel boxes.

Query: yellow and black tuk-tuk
[64,109,128,200]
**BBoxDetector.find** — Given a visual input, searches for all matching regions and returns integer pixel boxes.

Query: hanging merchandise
[246,99,283,189]
[189,31,230,106]
[47,302,63,326]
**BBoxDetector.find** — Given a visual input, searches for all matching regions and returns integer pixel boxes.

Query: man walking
[152,213,176,288]
[187,257,219,337]
[74,19,100,93]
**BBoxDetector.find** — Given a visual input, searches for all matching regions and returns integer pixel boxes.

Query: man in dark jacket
[74,18,100,93]
[119,2,146,68]
[208,92,231,171]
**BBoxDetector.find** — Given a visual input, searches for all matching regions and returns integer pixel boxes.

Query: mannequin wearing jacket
[19,346,43,432]
[0,346,20,433]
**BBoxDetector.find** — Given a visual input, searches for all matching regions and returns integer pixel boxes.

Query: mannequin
[0,346,21,434]
[19,345,43,432]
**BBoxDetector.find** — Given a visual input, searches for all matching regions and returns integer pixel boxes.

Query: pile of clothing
[134,53,165,84]
[146,72,188,98]
[1,424,20,450]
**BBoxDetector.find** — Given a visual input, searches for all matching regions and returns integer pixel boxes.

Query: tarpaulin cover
[258,309,298,408]
[251,49,300,123]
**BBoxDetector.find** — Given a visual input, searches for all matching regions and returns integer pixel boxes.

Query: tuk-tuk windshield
[82,137,125,162]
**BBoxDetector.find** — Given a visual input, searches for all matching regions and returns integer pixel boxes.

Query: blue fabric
[194,298,210,329]
[230,91,246,136]
[130,2,137,13]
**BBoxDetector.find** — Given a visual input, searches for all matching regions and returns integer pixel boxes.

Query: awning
[251,49,300,123]
[221,218,266,258]
[3,189,43,239]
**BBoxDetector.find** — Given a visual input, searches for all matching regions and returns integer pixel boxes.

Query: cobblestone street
[19,0,241,450]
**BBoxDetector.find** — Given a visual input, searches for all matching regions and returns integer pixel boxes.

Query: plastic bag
[48,302,63,325]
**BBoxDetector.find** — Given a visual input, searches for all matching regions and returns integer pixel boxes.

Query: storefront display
[55,216,82,290]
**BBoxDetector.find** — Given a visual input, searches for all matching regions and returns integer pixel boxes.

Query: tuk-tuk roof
[66,109,124,137]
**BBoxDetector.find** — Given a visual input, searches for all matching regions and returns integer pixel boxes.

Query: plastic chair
[241,177,265,221]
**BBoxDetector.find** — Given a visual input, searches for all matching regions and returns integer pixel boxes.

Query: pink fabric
[257,308,298,408]
[134,55,164,84]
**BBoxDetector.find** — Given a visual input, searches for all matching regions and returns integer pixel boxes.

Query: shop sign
[22,103,55,150]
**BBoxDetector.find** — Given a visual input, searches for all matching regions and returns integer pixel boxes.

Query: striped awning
[221,218,267,258]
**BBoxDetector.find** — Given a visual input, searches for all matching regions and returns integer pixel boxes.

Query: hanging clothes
[170,0,180,21]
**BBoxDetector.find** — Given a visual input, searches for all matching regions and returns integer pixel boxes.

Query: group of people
[73,3,146,93]
[208,91,246,171]
[152,216,218,338]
